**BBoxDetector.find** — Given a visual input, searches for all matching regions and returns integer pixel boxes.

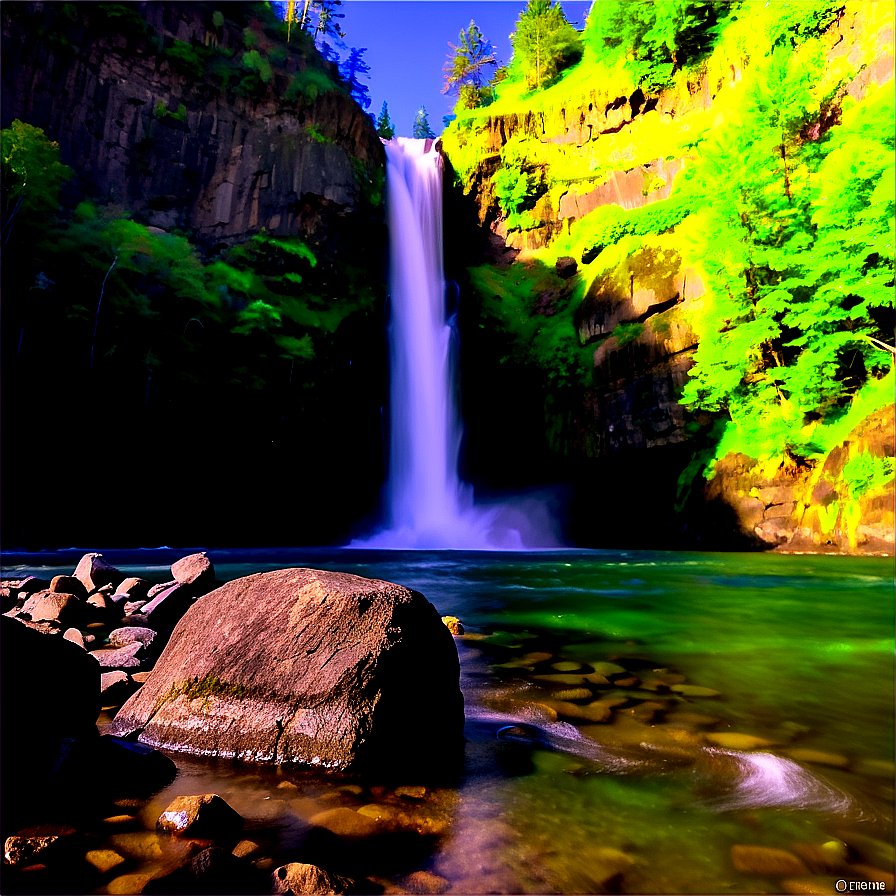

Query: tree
[376,101,395,139]
[340,47,371,109]
[443,20,497,106]
[510,0,582,91]
[413,106,436,139]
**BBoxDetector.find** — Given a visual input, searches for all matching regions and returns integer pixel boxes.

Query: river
[3,547,893,894]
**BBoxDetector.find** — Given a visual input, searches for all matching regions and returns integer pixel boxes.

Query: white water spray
[355,138,560,550]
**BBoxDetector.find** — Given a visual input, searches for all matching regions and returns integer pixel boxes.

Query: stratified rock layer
[109,568,464,775]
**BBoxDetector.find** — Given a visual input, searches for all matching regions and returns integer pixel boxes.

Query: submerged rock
[108,568,464,776]
[271,862,358,895]
[157,794,244,839]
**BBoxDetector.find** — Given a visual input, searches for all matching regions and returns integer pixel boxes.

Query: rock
[101,671,131,702]
[531,673,587,686]
[670,684,722,698]
[309,807,382,839]
[555,256,578,278]
[141,582,194,628]
[791,841,849,874]
[731,845,810,876]
[74,553,122,593]
[441,615,464,635]
[90,642,143,669]
[147,580,178,599]
[143,845,260,895]
[547,700,613,723]
[63,627,87,649]
[271,862,357,895]
[86,593,116,620]
[785,749,850,769]
[394,785,427,800]
[588,662,627,676]
[124,600,148,616]
[17,591,81,626]
[4,832,68,866]
[49,575,87,598]
[552,687,592,701]
[157,794,244,840]
[851,866,895,892]
[171,552,215,589]
[108,626,157,651]
[85,848,127,875]
[131,671,152,684]
[583,672,611,686]
[613,675,641,687]
[401,870,450,894]
[109,568,464,775]
[114,577,151,600]
[704,732,777,750]
[522,651,553,664]
[0,616,100,826]
[551,661,583,672]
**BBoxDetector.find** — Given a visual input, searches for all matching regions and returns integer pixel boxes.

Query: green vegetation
[443,21,498,110]
[443,0,893,492]
[375,101,395,139]
[413,106,436,140]
[157,675,254,712]
[510,1,582,92]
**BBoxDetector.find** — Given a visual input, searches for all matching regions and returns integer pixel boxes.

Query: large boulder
[109,568,464,776]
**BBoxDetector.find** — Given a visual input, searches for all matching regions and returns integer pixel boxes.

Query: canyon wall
[444,2,894,553]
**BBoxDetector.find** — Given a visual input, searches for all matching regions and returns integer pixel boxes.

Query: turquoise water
[3,548,893,894]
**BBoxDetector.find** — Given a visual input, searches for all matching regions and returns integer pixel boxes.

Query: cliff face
[1,3,388,549]
[443,3,895,553]
[1,2,384,246]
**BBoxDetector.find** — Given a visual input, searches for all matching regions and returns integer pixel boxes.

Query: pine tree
[340,47,371,109]
[443,20,497,105]
[412,106,436,139]
[510,0,582,91]
[376,101,395,140]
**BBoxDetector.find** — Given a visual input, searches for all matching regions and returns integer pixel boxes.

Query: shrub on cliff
[510,0,583,92]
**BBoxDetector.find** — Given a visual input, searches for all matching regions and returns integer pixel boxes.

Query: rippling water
[3,548,893,894]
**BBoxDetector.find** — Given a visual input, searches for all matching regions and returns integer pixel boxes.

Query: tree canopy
[510,0,582,91]
[375,101,395,139]
[443,20,497,109]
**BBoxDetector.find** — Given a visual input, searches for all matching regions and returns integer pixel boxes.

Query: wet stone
[786,748,850,769]
[791,841,849,874]
[401,870,450,894]
[704,732,777,750]
[84,848,127,875]
[552,687,592,701]
[589,662,627,676]
[530,673,587,686]
[394,785,427,800]
[522,651,553,664]
[271,862,357,895]
[551,661,583,672]
[613,675,641,687]
[731,845,810,877]
[441,615,464,635]
[309,806,382,838]
[583,672,611,686]
[157,794,244,840]
[781,877,839,895]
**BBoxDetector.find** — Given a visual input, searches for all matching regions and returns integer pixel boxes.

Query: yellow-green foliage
[157,675,253,712]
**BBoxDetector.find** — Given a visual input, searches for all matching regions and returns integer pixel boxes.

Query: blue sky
[334,1,594,136]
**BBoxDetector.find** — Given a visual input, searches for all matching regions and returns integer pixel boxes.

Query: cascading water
[356,137,560,550]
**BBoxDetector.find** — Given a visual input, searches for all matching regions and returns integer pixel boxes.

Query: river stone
[531,673,587,686]
[704,732,777,750]
[108,626,156,650]
[18,591,81,626]
[731,845,810,876]
[85,848,127,875]
[108,568,463,774]
[157,794,244,839]
[114,577,151,599]
[49,575,86,598]
[552,687,592,701]
[589,662,627,676]
[271,862,357,895]
[441,615,464,635]
[785,748,850,769]
[309,807,382,839]
[780,877,839,895]
[90,642,143,669]
[402,870,450,894]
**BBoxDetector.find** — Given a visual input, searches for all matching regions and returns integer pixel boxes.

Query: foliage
[304,123,333,144]
[413,106,436,139]
[510,0,583,91]
[842,452,896,499]
[285,66,339,103]
[375,101,395,139]
[492,138,544,231]
[340,46,371,109]
[443,20,497,108]
[1,120,72,245]
[679,49,894,463]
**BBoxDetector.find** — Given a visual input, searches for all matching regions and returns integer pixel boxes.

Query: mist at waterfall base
[353,138,563,551]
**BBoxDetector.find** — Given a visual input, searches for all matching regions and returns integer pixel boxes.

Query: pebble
[106,831,164,862]
[613,675,641,687]
[105,871,158,894]
[552,687,592,701]
[84,848,127,875]
[309,807,381,838]
[549,701,612,723]
[786,749,850,769]
[100,814,139,828]
[522,651,553,664]
[671,684,722,698]
[401,869,450,894]
[704,732,777,750]
[731,845,810,876]
[583,672,610,686]
[589,662,627,676]
[394,785,427,800]
[551,661,583,672]
[791,840,848,874]
[530,673,587,686]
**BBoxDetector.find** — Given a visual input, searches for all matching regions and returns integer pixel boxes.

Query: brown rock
[671,684,722,698]
[552,687,592,701]
[401,870,450,894]
[108,626,156,650]
[63,628,87,649]
[73,553,122,594]
[780,877,839,895]
[49,575,86,598]
[791,841,848,874]
[157,794,244,839]
[101,670,131,699]
[271,862,357,895]
[731,845,810,877]
[146,580,178,599]
[124,600,148,616]
[704,732,776,750]
[309,807,382,839]
[555,256,578,278]
[531,673,588,686]
[171,552,215,589]
[90,642,143,670]
[786,749,850,769]
[18,591,81,626]
[441,615,464,635]
[114,577,151,599]
[84,848,127,875]
[140,583,192,628]
[108,568,463,775]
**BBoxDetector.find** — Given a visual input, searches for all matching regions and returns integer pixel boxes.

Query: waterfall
[354,137,561,550]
